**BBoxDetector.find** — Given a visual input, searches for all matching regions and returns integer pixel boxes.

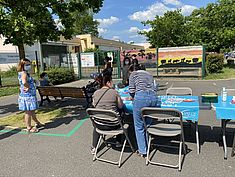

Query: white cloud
[142,27,152,33]
[129,2,174,22]
[96,16,119,27]
[163,0,182,6]
[129,27,140,33]
[112,36,120,41]
[98,28,107,34]
[129,1,198,22]
[54,19,64,30]
[181,5,197,16]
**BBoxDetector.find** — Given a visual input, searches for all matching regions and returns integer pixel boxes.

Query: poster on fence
[158,46,204,77]
[80,52,95,67]
[120,48,157,68]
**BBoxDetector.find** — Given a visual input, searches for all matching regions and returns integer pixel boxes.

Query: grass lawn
[0,86,19,97]
[205,66,235,80]
[0,108,68,129]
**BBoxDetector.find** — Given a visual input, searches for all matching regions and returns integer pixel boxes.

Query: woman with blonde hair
[17,58,43,132]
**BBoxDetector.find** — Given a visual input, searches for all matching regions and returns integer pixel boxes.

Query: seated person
[90,75,124,154]
[39,72,53,86]
[39,72,55,102]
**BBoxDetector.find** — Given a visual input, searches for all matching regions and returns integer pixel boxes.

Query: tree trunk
[18,44,25,59]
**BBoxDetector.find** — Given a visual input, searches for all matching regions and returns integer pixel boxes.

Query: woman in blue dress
[17,58,43,132]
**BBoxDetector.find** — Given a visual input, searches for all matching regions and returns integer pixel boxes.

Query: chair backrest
[166,87,192,96]
[141,107,183,128]
[226,89,235,96]
[86,108,122,127]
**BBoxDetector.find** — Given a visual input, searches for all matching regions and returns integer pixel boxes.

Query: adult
[131,54,139,65]
[17,58,43,132]
[129,64,158,157]
[102,61,113,77]
[91,75,124,154]
[122,57,131,86]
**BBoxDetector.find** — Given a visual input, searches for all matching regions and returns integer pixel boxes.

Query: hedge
[47,67,76,85]
[206,54,224,74]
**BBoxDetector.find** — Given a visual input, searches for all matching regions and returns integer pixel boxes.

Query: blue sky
[94,0,217,44]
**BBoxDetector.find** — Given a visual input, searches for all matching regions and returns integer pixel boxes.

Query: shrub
[206,54,224,74]
[46,67,76,85]
[1,66,17,77]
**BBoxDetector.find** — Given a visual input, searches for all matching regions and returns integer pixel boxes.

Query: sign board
[80,52,95,67]
[158,46,204,77]
[120,48,157,68]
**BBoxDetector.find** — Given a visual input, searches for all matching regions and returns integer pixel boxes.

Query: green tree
[72,11,99,37]
[141,10,189,48]
[189,0,235,52]
[0,0,103,59]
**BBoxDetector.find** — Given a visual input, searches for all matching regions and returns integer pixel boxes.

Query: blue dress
[18,72,38,111]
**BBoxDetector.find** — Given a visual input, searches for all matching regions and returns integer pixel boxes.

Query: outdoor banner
[80,52,95,67]
[120,48,157,68]
[158,46,204,77]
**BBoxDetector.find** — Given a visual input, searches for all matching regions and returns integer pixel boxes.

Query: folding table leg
[222,120,227,159]
[195,122,200,154]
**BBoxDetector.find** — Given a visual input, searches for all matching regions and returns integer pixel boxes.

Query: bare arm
[21,72,29,92]
[117,93,124,109]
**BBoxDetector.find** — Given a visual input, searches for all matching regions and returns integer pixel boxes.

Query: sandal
[25,127,39,133]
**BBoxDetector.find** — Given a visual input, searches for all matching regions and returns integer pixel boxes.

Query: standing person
[102,61,113,77]
[90,75,124,154]
[17,58,43,132]
[122,57,131,86]
[131,54,138,65]
[129,64,158,157]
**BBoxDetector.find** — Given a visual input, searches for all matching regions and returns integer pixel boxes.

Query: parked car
[224,51,235,59]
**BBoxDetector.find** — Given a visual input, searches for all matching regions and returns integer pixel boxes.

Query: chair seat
[147,123,181,137]
[96,124,129,136]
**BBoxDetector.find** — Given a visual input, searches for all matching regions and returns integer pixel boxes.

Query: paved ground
[1,78,235,177]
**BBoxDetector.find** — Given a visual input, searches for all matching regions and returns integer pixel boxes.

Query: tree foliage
[141,10,189,48]
[141,0,235,52]
[0,0,103,58]
[72,11,99,37]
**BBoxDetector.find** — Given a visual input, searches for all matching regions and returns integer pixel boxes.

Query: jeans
[133,90,158,154]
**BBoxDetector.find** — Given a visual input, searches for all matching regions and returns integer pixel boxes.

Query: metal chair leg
[231,133,235,157]
[146,135,152,165]
[118,139,127,167]
[94,135,102,161]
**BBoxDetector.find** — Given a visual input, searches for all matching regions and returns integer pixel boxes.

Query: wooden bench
[37,86,90,108]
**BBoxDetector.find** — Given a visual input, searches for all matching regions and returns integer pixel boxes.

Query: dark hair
[40,72,47,78]
[129,64,141,72]
[123,57,131,66]
[105,62,112,68]
[101,75,112,87]
[104,56,112,63]
[17,58,31,72]
[132,58,138,65]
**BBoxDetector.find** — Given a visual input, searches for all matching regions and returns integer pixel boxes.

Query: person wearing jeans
[129,64,158,157]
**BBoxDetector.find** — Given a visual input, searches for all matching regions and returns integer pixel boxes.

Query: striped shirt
[129,70,156,95]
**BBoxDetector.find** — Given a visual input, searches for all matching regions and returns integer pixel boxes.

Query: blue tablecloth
[213,96,235,120]
[117,87,199,122]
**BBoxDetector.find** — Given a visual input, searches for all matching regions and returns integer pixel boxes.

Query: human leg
[24,111,32,130]
[31,110,43,127]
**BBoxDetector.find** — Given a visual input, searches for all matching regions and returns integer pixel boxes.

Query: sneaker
[115,141,122,148]
[136,150,147,158]
[90,147,96,155]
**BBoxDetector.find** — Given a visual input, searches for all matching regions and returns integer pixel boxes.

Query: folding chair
[224,89,235,157]
[86,108,134,167]
[166,87,192,96]
[166,87,200,154]
[141,107,187,171]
